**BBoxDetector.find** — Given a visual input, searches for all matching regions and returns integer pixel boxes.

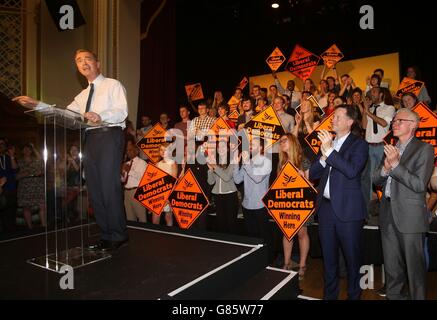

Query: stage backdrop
[249,52,400,94]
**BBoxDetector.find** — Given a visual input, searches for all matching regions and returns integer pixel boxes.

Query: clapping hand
[383,145,400,170]
[241,151,250,164]
[206,152,217,170]
[317,129,333,158]
[363,96,372,115]
[294,113,302,125]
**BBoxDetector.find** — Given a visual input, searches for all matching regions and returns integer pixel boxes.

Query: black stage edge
[223,267,300,300]
[1,221,300,300]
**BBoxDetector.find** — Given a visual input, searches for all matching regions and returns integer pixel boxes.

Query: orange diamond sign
[134,163,176,216]
[263,161,317,241]
[243,106,285,150]
[185,83,204,101]
[320,44,344,69]
[228,109,240,126]
[304,112,335,155]
[395,77,425,98]
[238,77,249,90]
[266,47,286,72]
[168,169,209,229]
[384,102,437,157]
[137,123,167,163]
[295,95,325,119]
[285,44,320,81]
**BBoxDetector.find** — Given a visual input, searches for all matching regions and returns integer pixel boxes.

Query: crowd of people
[126,65,437,299]
[3,60,437,300]
[0,138,85,231]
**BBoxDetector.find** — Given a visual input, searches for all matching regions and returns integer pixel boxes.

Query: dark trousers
[269,153,279,186]
[381,201,427,300]
[187,162,211,230]
[0,190,17,232]
[84,128,127,242]
[243,207,273,260]
[318,198,363,300]
[215,192,238,234]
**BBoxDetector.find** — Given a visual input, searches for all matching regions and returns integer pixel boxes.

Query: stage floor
[0,223,269,299]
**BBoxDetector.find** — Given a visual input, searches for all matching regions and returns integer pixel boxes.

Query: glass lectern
[24,106,111,272]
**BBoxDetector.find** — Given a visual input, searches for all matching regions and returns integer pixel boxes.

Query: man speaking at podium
[14,49,129,252]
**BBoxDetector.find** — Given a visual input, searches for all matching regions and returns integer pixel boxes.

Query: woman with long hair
[16,143,45,229]
[303,78,318,97]
[207,138,238,234]
[401,92,419,109]
[153,143,177,226]
[278,133,312,280]
[211,90,225,110]
[293,100,320,163]
[324,92,337,117]
[217,103,235,129]
[317,79,329,109]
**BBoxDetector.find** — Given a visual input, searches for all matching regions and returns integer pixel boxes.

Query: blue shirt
[0,154,17,191]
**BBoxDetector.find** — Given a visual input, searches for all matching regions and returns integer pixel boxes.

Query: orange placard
[168,169,209,229]
[243,106,285,150]
[376,189,383,202]
[320,44,344,69]
[266,47,286,72]
[263,161,318,241]
[228,109,240,125]
[295,95,325,118]
[304,112,335,155]
[383,102,437,157]
[228,96,241,111]
[206,117,240,154]
[238,77,249,90]
[285,44,320,81]
[185,83,204,101]
[133,163,177,216]
[137,123,167,163]
[395,77,425,98]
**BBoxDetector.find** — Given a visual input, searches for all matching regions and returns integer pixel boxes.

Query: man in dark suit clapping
[310,104,369,300]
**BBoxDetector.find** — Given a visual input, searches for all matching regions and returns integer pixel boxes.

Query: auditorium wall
[24,0,140,128]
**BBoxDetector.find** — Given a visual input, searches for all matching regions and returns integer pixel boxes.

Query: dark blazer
[309,133,369,222]
[373,137,434,233]
[237,111,253,128]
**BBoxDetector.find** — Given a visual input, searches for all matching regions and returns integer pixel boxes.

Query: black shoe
[88,239,111,251]
[109,238,129,251]
[376,285,386,297]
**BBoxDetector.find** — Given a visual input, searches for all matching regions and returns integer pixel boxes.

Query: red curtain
[138,0,176,128]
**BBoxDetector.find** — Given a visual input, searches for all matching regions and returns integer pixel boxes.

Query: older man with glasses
[373,108,434,300]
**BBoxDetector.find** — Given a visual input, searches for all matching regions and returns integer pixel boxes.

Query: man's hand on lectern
[84,112,101,123]
[12,96,39,109]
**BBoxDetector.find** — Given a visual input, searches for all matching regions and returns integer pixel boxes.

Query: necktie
[372,104,379,134]
[123,160,133,186]
[85,83,94,113]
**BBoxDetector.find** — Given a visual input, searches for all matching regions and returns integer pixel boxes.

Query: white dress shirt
[320,132,351,199]
[381,136,414,198]
[38,74,128,129]
[365,102,395,143]
[274,78,302,109]
[123,156,147,189]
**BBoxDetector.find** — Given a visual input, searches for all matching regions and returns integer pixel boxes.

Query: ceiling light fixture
[272,3,279,9]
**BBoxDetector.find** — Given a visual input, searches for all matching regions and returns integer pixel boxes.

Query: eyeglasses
[392,119,415,125]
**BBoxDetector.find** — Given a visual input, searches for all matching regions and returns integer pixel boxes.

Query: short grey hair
[395,107,420,126]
